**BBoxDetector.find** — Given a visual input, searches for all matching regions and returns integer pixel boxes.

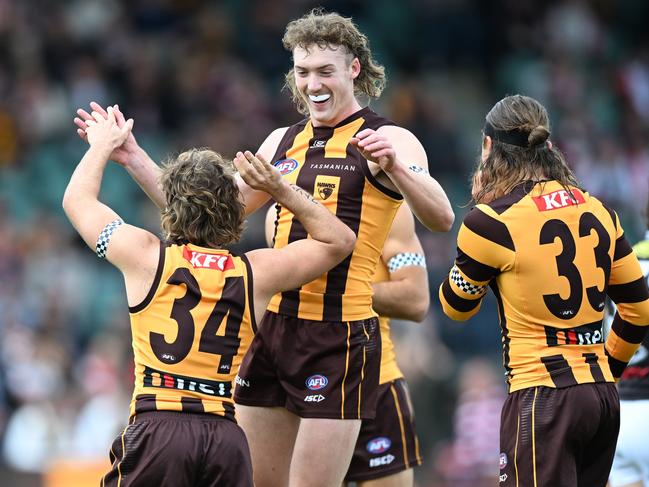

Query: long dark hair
[472,95,579,204]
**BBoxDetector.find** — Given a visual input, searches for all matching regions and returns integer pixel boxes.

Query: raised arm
[235,127,288,216]
[237,151,356,313]
[351,125,454,232]
[75,102,287,217]
[371,203,429,322]
[75,102,166,208]
[64,107,160,306]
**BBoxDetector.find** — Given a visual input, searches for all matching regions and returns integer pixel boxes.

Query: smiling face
[293,44,361,127]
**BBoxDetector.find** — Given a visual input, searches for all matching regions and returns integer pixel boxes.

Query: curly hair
[472,94,579,204]
[159,149,245,248]
[282,9,386,115]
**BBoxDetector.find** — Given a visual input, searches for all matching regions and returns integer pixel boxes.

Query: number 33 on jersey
[440,181,649,392]
[128,242,257,420]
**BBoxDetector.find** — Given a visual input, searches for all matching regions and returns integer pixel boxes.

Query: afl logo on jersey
[367,437,391,454]
[274,158,299,176]
[305,374,328,390]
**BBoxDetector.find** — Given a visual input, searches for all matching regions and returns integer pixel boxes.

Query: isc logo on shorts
[274,158,299,176]
[304,394,325,402]
[369,454,395,468]
[305,374,328,390]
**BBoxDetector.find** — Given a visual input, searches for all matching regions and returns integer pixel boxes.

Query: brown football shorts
[498,383,619,487]
[101,411,253,487]
[345,378,422,482]
[233,311,381,419]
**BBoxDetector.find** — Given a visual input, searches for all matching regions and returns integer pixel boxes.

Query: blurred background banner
[0,1,647,485]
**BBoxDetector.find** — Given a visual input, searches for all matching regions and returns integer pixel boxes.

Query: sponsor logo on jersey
[235,375,250,387]
[499,452,508,469]
[545,322,604,347]
[369,454,395,468]
[317,182,336,200]
[532,188,585,211]
[310,140,326,148]
[367,437,392,454]
[305,374,328,390]
[274,158,299,175]
[143,366,231,397]
[304,394,325,402]
[182,248,234,271]
[309,163,356,172]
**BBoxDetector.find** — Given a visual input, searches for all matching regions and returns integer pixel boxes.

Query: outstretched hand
[85,106,134,154]
[234,151,285,197]
[74,101,139,166]
[350,128,397,172]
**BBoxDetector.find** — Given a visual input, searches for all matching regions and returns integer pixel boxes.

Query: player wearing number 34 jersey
[63,107,356,487]
[440,95,649,487]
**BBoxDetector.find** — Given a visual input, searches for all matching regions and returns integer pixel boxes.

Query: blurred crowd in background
[0,0,648,485]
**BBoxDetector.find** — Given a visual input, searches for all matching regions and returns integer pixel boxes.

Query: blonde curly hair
[282,9,386,115]
[160,149,244,247]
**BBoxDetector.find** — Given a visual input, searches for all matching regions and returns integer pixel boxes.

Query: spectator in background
[433,358,504,487]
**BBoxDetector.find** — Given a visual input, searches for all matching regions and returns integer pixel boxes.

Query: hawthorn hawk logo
[317,182,336,200]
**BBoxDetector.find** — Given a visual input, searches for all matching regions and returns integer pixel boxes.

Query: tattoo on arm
[408,165,429,175]
[290,184,319,204]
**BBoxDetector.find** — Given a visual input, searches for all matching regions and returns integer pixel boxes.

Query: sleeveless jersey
[439,181,649,393]
[268,107,403,322]
[373,258,403,385]
[618,233,649,400]
[128,242,257,420]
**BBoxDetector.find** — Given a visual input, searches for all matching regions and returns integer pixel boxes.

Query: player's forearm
[372,280,429,322]
[63,144,112,219]
[386,162,454,232]
[124,147,166,209]
[272,182,356,253]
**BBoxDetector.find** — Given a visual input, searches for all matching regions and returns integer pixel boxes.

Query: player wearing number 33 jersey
[62,110,356,487]
[440,95,649,487]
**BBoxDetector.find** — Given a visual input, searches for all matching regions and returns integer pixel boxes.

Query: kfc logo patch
[183,248,234,271]
[532,189,585,211]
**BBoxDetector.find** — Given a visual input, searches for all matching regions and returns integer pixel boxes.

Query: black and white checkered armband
[450,265,487,296]
[96,219,124,259]
[387,252,427,273]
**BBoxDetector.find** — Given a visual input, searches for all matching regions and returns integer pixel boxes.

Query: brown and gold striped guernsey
[373,259,403,385]
[128,242,257,421]
[440,181,649,392]
[268,107,403,321]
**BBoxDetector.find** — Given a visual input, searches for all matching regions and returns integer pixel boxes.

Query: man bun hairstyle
[472,94,579,204]
[282,8,386,115]
[528,125,550,147]
[160,149,245,248]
